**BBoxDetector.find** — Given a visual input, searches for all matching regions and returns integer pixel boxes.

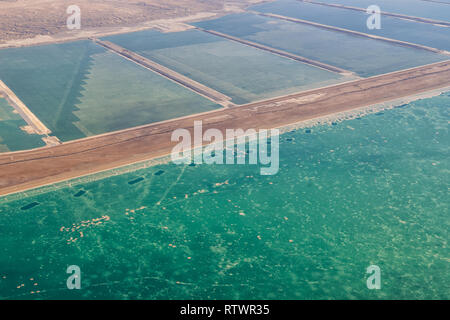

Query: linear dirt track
[254,12,450,56]
[94,39,234,107]
[197,28,353,75]
[1,60,450,196]
[0,80,51,135]
[301,0,450,27]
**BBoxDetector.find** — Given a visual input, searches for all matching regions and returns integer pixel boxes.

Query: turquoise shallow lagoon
[0,92,448,299]
[0,98,45,152]
[0,41,220,141]
[193,13,447,77]
[103,29,348,104]
[251,0,450,51]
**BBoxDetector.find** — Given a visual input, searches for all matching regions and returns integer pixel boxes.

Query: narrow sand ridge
[0,60,450,196]
[301,0,450,27]
[254,12,450,56]
[196,28,354,75]
[93,39,234,107]
[0,80,52,135]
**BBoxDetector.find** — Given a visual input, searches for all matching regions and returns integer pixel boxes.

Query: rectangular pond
[301,0,450,22]
[0,41,220,142]
[103,29,350,105]
[251,0,450,51]
[193,12,448,77]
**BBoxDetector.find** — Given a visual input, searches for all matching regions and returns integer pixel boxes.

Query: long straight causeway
[301,0,450,27]
[1,60,450,196]
[93,38,234,107]
[254,12,450,56]
[0,80,52,135]
[197,27,354,75]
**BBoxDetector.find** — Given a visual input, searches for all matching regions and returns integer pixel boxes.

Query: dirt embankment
[255,12,450,56]
[1,60,450,196]
[94,39,233,106]
[0,80,51,135]
[302,0,450,26]
[197,28,354,75]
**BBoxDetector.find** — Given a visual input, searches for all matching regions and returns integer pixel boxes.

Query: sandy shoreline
[1,60,450,198]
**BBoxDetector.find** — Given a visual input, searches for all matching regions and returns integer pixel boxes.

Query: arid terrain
[1,60,450,196]
[0,0,265,46]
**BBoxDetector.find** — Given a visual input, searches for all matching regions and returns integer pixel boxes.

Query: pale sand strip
[420,0,450,4]
[254,12,450,56]
[93,39,234,107]
[1,58,448,154]
[0,80,51,135]
[3,85,450,202]
[301,0,450,27]
[1,60,450,197]
[196,28,354,75]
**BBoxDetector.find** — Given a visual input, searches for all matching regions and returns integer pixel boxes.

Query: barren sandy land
[1,60,450,196]
[0,0,266,46]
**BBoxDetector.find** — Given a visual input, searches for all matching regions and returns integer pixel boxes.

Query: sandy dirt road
[0,80,52,135]
[94,39,234,107]
[1,60,450,196]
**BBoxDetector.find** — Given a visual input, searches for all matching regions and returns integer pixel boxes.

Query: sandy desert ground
[0,0,265,46]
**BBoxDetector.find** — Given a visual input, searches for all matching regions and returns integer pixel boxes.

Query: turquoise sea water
[310,0,450,22]
[0,41,219,142]
[0,93,448,300]
[251,0,450,51]
[192,13,447,77]
[0,98,45,152]
[103,29,347,105]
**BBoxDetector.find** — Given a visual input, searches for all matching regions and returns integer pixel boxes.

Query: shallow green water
[0,98,45,152]
[0,41,220,141]
[0,93,448,300]
[103,29,348,104]
[251,0,450,51]
[71,50,220,137]
[193,13,448,77]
